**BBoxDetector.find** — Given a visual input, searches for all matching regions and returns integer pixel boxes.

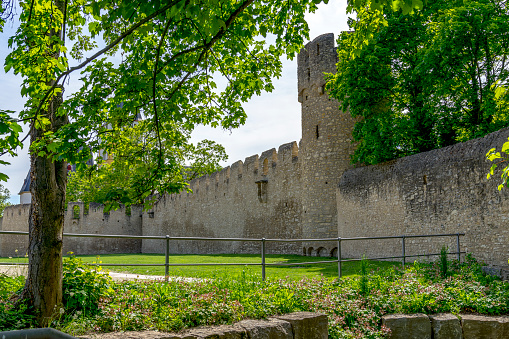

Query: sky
[0,1,351,204]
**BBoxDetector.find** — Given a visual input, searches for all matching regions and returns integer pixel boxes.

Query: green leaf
[501,141,509,154]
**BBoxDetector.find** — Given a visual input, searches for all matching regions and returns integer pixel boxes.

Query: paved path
[0,265,199,282]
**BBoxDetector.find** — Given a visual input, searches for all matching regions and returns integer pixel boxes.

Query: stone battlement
[183,141,299,197]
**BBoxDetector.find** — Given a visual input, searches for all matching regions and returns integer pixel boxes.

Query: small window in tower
[316,125,319,139]
[307,68,310,82]
[317,43,320,55]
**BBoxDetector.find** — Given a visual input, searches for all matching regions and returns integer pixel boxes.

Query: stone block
[237,318,292,339]
[175,325,247,338]
[382,313,431,339]
[272,311,328,339]
[461,314,509,339]
[429,313,462,339]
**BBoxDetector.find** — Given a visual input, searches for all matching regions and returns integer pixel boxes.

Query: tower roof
[19,172,31,195]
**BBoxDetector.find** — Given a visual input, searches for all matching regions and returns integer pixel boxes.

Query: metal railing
[0,231,465,280]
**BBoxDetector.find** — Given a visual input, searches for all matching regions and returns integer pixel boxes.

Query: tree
[0,0,425,326]
[0,0,315,325]
[487,137,509,190]
[327,0,509,165]
[0,183,10,217]
[66,121,228,209]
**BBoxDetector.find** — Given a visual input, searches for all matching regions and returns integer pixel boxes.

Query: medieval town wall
[1,32,508,271]
[141,141,303,255]
[0,203,142,257]
[337,127,509,267]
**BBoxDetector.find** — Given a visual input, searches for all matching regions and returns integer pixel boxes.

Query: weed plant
[0,254,508,339]
[439,246,449,278]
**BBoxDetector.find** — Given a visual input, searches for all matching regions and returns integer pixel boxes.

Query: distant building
[19,172,31,205]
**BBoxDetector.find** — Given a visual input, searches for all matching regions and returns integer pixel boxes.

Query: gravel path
[0,265,199,282]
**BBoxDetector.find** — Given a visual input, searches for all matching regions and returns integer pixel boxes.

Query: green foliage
[486,137,509,190]
[0,274,35,330]
[328,0,509,165]
[2,0,328,208]
[0,110,22,180]
[359,255,370,296]
[62,254,113,315]
[0,183,11,217]
[439,246,449,279]
[2,256,509,338]
[65,119,228,209]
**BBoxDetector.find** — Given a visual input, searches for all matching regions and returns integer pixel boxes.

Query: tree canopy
[327,0,509,165]
[0,183,10,217]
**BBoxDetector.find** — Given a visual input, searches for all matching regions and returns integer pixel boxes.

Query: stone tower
[298,33,356,256]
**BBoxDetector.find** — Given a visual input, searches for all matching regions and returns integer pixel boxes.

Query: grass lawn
[0,253,404,280]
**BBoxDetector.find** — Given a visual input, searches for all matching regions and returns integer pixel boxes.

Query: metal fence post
[165,235,170,281]
[456,233,461,262]
[261,238,266,281]
[337,237,342,279]
[402,235,406,270]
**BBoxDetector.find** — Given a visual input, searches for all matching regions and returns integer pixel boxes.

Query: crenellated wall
[0,203,143,257]
[0,204,31,257]
[141,141,303,255]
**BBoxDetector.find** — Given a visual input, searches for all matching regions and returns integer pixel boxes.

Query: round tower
[298,33,356,257]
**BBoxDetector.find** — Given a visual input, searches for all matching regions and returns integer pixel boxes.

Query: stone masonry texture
[382,313,509,339]
[337,127,509,267]
[77,312,328,339]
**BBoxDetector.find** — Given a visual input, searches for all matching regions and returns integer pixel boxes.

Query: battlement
[297,33,337,103]
[162,140,300,204]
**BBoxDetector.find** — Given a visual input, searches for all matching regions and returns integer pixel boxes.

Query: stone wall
[63,202,143,255]
[382,313,509,339]
[337,127,509,267]
[0,203,143,257]
[0,204,31,257]
[141,141,303,255]
[78,312,328,339]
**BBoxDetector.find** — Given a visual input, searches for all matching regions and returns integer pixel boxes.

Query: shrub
[62,254,113,315]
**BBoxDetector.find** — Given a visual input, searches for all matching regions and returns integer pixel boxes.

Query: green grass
[0,253,404,280]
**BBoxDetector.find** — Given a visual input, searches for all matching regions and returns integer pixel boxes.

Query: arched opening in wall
[307,247,314,256]
[330,247,338,258]
[316,247,327,257]
[303,247,307,256]
[72,205,80,219]
[262,158,269,175]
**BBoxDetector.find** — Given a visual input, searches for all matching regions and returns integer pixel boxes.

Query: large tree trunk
[21,92,68,326]
[18,0,68,325]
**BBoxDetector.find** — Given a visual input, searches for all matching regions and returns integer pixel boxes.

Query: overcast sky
[0,1,351,204]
